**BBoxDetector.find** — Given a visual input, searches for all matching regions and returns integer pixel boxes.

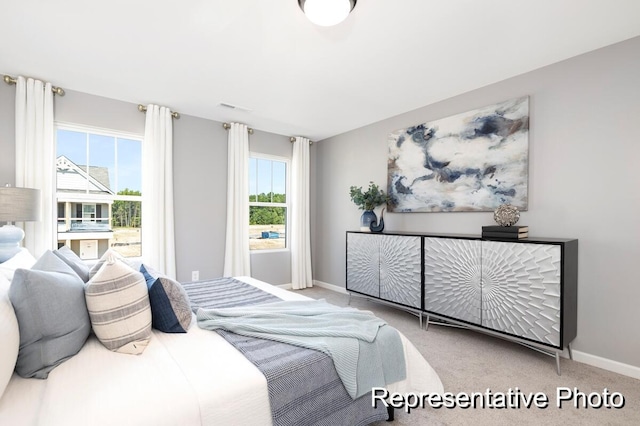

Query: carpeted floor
[291,286,640,426]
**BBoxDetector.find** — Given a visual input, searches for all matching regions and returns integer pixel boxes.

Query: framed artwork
[387,96,529,212]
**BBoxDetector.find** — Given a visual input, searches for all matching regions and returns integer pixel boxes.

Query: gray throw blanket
[197,299,406,399]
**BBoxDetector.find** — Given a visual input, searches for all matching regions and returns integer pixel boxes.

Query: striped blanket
[197,299,406,399]
[182,278,389,426]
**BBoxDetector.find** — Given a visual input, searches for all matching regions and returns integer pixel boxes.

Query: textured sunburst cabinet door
[346,232,421,308]
[423,237,483,325]
[379,235,421,308]
[480,241,563,347]
[346,232,380,297]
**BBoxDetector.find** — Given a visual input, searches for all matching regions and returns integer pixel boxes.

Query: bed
[0,266,443,425]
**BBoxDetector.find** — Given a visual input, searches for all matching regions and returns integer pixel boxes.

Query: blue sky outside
[58,129,285,199]
[249,158,286,202]
[57,129,142,193]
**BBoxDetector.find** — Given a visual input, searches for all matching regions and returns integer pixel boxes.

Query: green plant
[349,182,389,211]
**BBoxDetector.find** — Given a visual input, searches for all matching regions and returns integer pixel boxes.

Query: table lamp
[0,185,41,262]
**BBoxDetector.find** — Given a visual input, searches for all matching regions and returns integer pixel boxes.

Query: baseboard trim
[572,350,640,380]
[277,283,292,290]
[313,280,349,295]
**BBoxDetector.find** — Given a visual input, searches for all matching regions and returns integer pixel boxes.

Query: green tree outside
[250,192,285,225]
[112,189,142,228]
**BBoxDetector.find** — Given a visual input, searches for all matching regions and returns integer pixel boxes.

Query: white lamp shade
[299,0,356,27]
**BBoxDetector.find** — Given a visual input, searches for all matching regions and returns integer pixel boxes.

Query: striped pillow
[88,249,127,280]
[85,258,152,354]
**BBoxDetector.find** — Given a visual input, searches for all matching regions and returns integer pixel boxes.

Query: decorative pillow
[8,251,91,379]
[54,245,91,282]
[85,258,152,354]
[0,275,19,399]
[88,248,127,279]
[0,248,37,281]
[140,264,192,333]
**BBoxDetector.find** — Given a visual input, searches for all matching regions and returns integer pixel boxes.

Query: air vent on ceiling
[218,102,252,112]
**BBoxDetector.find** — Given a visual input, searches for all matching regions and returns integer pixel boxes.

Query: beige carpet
[291,287,639,426]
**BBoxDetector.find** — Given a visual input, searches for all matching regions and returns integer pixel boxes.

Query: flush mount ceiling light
[298,0,357,27]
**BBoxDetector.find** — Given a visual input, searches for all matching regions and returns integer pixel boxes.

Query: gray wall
[175,123,296,285]
[313,37,640,368]
[0,82,16,185]
[0,85,295,285]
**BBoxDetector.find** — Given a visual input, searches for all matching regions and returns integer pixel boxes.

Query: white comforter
[0,277,443,425]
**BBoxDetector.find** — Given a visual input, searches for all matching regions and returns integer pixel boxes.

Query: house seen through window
[55,125,142,259]
[249,155,288,251]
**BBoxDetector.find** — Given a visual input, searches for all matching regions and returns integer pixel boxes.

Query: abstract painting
[387,96,529,212]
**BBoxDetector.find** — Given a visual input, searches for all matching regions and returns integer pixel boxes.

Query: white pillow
[88,248,132,280]
[85,258,152,354]
[0,275,19,400]
[0,248,36,281]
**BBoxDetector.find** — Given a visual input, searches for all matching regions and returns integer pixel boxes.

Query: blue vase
[360,210,377,232]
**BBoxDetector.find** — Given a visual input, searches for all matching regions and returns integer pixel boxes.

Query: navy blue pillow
[140,264,156,288]
[140,264,192,333]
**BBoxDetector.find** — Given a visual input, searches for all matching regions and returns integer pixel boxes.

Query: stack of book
[482,225,529,240]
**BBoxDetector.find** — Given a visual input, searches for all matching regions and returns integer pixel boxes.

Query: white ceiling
[1,0,639,141]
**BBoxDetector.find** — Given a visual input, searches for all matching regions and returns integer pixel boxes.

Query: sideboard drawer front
[380,235,421,308]
[481,241,562,346]
[424,237,482,325]
[346,233,380,297]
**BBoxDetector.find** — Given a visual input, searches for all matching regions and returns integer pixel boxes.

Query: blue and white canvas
[388,96,529,212]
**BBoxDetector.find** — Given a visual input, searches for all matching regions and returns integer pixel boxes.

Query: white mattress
[0,276,443,425]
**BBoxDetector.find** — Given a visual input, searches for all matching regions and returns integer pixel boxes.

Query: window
[55,124,142,259]
[82,204,96,221]
[249,155,289,251]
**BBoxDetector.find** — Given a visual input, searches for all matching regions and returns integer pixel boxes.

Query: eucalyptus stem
[349,181,390,211]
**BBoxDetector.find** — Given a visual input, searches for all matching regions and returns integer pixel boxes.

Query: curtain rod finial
[223,122,252,133]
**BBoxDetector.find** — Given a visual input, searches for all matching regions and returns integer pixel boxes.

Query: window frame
[248,152,290,254]
[54,121,144,260]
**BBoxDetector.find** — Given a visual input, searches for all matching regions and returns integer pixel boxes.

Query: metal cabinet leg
[555,352,561,375]
[424,314,430,331]
[568,343,573,360]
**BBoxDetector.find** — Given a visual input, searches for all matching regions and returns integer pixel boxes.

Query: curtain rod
[3,74,65,96]
[289,137,313,145]
[223,122,254,134]
[137,104,180,119]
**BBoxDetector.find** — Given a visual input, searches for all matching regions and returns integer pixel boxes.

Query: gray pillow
[9,251,91,379]
[54,245,90,282]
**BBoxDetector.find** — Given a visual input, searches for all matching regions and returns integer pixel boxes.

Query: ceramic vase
[360,210,377,232]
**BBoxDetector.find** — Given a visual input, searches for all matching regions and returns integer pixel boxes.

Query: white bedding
[0,276,443,425]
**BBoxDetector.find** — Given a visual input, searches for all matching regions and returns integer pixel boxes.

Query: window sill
[250,249,290,255]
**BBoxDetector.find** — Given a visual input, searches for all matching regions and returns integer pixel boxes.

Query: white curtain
[14,76,55,258]
[141,105,176,278]
[223,123,251,277]
[290,136,312,289]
